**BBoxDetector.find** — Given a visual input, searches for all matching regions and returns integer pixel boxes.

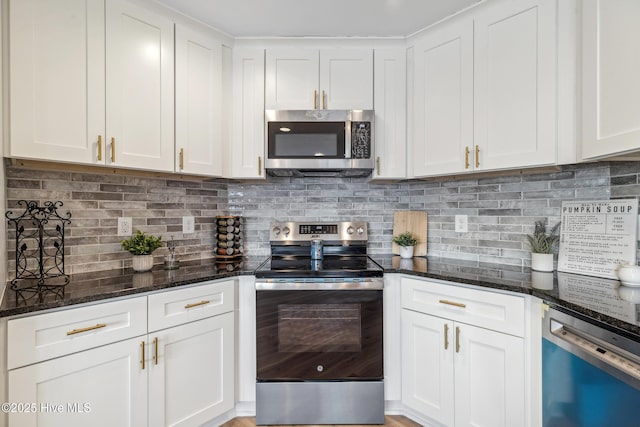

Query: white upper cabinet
[106,0,174,172]
[412,17,473,177]
[372,49,407,180]
[9,0,175,173]
[230,48,266,179]
[265,48,373,110]
[175,25,223,176]
[582,0,640,159]
[409,0,560,178]
[474,0,557,171]
[9,0,105,164]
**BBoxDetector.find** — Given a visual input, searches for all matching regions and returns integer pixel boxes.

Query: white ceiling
[154,0,481,38]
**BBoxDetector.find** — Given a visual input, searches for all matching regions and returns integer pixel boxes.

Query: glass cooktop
[254,255,384,279]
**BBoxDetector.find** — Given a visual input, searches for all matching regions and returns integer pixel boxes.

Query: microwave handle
[345,121,352,159]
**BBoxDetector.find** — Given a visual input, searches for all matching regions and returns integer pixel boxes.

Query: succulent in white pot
[526,220,560,272]
[393,232,418,259]
[121,230,163,272]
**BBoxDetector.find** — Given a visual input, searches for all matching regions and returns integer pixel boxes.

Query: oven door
[256,287,383,381]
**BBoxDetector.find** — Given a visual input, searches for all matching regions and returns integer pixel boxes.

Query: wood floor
[220,415,422,427]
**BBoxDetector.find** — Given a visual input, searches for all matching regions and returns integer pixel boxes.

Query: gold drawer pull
[313,90,318,109]
[66,323,107,336]
[111,137,116,162]
[185,300,210,309]
[376,156,381,176]
[154,337,159,365]
[258,156,262,176]
[439,299,466,308]
[141,341,145,370]
[465,146,470,169]
[475,145,480,168]
[444,323,449,350]
[179,148,184,170]
[455,326,461,353]
[97,135,103,161]
[322,90,326,109]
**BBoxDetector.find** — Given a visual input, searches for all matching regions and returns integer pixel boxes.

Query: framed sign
[558,199,638,279]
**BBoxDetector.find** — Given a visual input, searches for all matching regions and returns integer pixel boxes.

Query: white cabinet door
[175,25,222,176]
[454,323,525,427]
[265,48,318,110]
[231,48,266,179]
[320,49,373,110]
[265,48,373,110]
[9,0,105,164]
[8,337,147,427]
[106,0,174,172]
[412,17,473,177]
[401,309,455,426]
[474,0,557,170]
[582,0,640,159]
[148,313,234,427]
[372,49,406,180]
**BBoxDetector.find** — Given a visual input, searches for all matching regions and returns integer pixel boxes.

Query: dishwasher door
[542,306,640,427]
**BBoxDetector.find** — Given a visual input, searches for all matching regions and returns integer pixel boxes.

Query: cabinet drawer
[148,279,235,332]
[8,296,147,370]
[401,277,524,337]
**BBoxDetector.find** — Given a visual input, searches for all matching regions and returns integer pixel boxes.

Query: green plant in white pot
[393,232,418,259]
[122,230,163,272]
[526,220,560,272]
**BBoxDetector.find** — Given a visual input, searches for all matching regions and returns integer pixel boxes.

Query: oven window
[278,304,361,353]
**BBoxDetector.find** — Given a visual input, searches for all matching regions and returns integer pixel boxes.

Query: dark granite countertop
[3,255,639,341]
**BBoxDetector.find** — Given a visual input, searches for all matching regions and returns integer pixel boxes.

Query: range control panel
[270,221,368,242]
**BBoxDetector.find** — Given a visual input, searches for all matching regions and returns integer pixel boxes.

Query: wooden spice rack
[215,215,244,266]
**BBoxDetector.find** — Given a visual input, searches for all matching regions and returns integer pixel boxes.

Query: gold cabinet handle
[439,299,466,308]
[376,156,381,176]
[97,135,103,161]
[154,337,159,365]
[66,323,107,336]
[111,137,115,162]
[455,326,461,353]
[185,300,210,309]
[322,90,326,109]
[141,341,146,370]
[258,156,262,176]
[475,145,479,168]
[179,148,184,170]
[444,323,449,350]
[465,146,470,169]
[313,90,318,109]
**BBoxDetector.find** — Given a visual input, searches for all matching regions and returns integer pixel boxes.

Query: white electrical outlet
[183,216,195,234]
[118,217,132,236]
[455,215,468,233]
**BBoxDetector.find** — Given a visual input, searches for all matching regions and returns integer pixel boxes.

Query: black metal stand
[5,200,72,291]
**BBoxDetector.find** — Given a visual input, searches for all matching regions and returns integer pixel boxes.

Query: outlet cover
[183,216,195,234]
[118,217,132,236]
[454,215,468,233]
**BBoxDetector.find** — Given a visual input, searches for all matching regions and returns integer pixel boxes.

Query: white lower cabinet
[8,336,147,427]
[148,312,234,427]
[401,278,527,427]
[6,280,235,427]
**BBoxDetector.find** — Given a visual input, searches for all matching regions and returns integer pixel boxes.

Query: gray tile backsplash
[5,161,640,276]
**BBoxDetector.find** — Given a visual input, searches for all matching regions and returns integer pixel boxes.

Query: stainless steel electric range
[254,221,384,425]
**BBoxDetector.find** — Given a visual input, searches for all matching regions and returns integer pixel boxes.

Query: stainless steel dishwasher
[542,306,640,427]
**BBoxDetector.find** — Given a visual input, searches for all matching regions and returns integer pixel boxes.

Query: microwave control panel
[351,122,371,159]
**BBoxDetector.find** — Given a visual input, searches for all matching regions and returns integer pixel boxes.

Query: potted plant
[393,232,418,259]
[121,230,163,272]
[526,220,560,272]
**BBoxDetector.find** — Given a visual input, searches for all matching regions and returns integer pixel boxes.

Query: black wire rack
[5,200,72,291]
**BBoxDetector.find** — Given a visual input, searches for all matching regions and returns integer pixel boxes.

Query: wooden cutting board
[392,211,428,256]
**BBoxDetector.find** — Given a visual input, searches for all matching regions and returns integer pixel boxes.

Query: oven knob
[272,227,281,237]
[316,365,324,372]
[356,226,364,235]
[283,227,291,236]
[347,226,354,235]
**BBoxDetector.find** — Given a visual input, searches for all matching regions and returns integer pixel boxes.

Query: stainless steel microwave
[265,110,374,177]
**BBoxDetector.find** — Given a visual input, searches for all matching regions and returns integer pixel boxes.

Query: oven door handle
[255,280,383,291]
